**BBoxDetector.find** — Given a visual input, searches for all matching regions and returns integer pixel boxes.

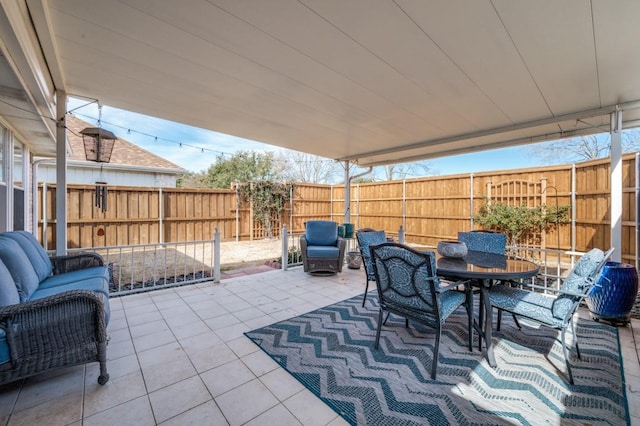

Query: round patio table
[436,250,539,368]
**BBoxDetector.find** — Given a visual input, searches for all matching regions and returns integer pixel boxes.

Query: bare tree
[278,151,341,183]
[529,129,640,163]
[377,161,433,181]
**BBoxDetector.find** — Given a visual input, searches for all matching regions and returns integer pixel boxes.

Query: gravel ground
[218,238,284,270]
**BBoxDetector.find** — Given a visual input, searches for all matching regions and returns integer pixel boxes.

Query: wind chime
[80,104,116,212]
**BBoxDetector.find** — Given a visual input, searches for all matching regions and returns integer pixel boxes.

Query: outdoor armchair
[487,247,613,384]
[300,220,346,275]
[356,229,387,306]
[369,243,472,379]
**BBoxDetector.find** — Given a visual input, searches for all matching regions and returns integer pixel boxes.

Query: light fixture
[80,127,117,163]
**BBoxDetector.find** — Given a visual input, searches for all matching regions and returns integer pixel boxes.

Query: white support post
[55,90,67,255]
[610,108,623,262]
[344,161,350,224]
[213,226,220,283]
[281,225,288,271]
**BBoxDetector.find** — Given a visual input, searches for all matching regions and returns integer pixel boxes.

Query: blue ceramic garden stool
[587,262,639,325]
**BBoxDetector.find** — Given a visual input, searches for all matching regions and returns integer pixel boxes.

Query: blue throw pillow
[2,231,52,281]
[0,237,40,302]
[0,259,19,307]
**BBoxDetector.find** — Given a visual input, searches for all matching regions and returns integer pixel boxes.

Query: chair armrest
[51,253,105,274]
[437,278,470,293]
[0,290,108,369]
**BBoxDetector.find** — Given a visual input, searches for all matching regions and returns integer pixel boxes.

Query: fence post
[158,187,163,244]
[213,226,220,283]
[469,174,474,229]
[398,225,405,244]
[281,225,288,271]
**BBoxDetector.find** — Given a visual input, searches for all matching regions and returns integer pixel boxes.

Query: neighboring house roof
[65,114,186,172]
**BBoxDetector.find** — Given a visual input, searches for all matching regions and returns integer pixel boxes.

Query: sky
[67,97,557,178]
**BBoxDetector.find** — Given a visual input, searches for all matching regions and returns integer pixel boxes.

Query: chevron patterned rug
[245,295,628,425]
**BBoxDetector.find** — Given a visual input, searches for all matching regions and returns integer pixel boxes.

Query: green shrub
[476,201,570,247]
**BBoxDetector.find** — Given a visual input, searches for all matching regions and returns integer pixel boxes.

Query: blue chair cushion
[0,237,40,302]
[458,231,506,255]
[1,231,52,281]
[305,221,338,246]
[0,259,19,307]
[489,285,562,327]
[554,248,605,317]
[307,245,340,258]
[356,231,386,280]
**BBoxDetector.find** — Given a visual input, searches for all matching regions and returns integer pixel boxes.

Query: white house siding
[38,164,178,188]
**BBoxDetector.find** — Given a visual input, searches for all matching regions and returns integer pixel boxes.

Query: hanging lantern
[80,127,117,163]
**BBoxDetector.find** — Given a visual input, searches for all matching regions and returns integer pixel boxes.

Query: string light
[70,111,339,165]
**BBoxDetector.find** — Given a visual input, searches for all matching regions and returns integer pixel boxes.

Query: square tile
[83,396,155,426]
[215,379,278,425]
[260,368,305,401]
[148,376,211,424]
[158,400,228,426]
[83,371,147,417]
[283,389,340,426]
[200,359,256,396]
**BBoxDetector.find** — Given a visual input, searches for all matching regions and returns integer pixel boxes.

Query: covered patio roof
[2,1,640,165]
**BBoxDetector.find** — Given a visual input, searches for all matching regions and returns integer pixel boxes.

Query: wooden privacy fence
[38,153,638,265]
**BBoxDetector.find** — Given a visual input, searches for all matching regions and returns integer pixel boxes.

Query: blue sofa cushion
[0,259,19,307]
[38,266,109,291]
[0,237,40,302]
[32,276,109,300]
[1,231,52,281]
[307,246,340,258]
[305,221,338,246]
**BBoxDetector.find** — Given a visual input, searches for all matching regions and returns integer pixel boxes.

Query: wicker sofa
[0,231,110,386]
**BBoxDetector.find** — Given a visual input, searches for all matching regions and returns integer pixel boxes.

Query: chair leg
[571,318,581,360]
[466,289,473,351]
[496,310,502,331]
[382,311,391,325]
[560,326,575,385]
[405,318,409,328]
[374,308,384,349]
[511,314,521,329]
[478,289,484,351]
[97,341,110,385]
[432,327,441,379]
[362,279,369,307]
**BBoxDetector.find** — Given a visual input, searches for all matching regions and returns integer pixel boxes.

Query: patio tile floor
[1,265,639,425]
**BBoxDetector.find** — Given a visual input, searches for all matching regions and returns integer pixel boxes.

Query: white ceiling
[5,0,640,165]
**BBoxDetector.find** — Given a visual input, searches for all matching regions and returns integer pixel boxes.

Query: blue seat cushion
[0,237,40,302]
[38,267,109,291]
[356,231,387,280]
[489,284,562,328]
[1,231,52,281]
[0,259,19,307]
[33,275,109,300]
[307,245,340,258]
[305,221,338,246]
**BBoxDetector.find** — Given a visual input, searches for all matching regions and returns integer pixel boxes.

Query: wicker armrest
[0,290,109,386]
[50,253,105,274]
